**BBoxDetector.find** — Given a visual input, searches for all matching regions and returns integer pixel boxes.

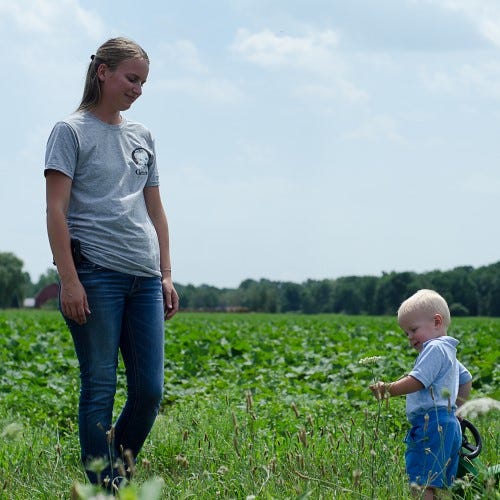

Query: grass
[0,310,498,499]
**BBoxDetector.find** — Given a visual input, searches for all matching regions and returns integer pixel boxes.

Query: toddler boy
[370,289,472,499]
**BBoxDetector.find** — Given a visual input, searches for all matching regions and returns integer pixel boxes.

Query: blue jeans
[405,408,461,488]
[63,259,164,486]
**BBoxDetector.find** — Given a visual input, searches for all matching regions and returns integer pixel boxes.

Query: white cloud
[151,77,245,104]
[149,39,245,104]
[0,0,104,39]
[231,28,341,72]
[231,28,344,74]
[294,81,368,103]
[0,0,105,80]
[342,115,405,144]
[421,60,500,99]
[417,0,500,47]
[456,171,500,194]
[231,28,367,103]
[155,40,208,74]
[412,0,500,101]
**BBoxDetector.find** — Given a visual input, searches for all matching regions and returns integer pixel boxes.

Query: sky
[1,0,500,288]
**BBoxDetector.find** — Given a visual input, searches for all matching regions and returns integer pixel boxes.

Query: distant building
[34,283,59,308]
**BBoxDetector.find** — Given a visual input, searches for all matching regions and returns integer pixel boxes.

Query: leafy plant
[0,311,498,498]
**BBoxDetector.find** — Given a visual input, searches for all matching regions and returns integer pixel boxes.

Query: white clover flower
[456,397,500,419]
[410,482,423,495]
[358,356,383,365]
[1,422,23,440]
[217,465,229,475]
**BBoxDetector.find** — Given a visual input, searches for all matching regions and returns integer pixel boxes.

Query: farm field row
[0,311,498,499]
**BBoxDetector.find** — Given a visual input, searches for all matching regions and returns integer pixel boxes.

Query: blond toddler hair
[397,289,451,328]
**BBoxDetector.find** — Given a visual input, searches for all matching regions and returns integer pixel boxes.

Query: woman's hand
[60,278,91,325]
[161,276,179,320]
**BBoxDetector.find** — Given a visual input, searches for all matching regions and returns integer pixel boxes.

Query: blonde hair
[397,289,451,328]
[77,37,149,112]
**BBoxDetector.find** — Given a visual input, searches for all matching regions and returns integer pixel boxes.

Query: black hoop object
[460,418,482,459]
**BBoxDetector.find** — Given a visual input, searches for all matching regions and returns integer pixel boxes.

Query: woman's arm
[144,186,179,320]
[45,170,90,324]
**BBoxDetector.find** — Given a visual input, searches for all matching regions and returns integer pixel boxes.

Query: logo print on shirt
[132,147,151,176]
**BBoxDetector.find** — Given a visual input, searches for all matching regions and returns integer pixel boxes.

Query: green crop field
[0,311,498,499]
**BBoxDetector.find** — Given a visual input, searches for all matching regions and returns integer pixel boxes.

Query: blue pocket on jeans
[405,425,429,449]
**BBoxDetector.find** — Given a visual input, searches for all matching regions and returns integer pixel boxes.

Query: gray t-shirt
[45,111,161,277]
[406,336,472,421]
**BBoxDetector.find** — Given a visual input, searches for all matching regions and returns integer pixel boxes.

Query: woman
[45,37,178,489]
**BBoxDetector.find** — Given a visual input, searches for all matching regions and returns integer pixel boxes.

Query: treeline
[176,261,500,316]
[1,251,500,315]
[0,252,62,308]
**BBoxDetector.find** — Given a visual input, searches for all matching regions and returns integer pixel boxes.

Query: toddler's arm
[456,379,472,408]
[370,375,424,399]
[456,360,472,408]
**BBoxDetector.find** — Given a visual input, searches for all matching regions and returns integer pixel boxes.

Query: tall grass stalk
[1,311,498,498]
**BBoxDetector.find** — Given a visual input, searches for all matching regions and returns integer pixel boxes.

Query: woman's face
[98,57,149,112]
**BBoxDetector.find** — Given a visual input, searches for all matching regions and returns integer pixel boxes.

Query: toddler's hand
[370,381,391,400]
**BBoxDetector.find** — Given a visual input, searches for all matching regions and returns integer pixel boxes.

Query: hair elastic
[90,54,95,61]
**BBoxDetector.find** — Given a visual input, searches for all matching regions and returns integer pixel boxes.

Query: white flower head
[359,356,383,366]
[217,465,229,475]
[1,422,23,440]
[456,397,500,419]
[441,387,451,398]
